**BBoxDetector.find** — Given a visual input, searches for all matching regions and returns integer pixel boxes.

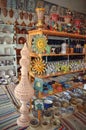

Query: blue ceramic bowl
[44,99,53,109]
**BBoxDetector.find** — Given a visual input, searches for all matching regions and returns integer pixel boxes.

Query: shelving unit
[15,24,35,75]
[28,29,86,79]
[0,24,17,76]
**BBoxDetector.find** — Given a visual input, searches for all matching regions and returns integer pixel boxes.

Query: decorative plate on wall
[26,0,36,12]
[44,1,51,15]
[32,34,48,54]
[31,57,46,75]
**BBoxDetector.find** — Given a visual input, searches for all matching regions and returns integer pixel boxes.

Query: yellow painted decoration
[31,57,46,75]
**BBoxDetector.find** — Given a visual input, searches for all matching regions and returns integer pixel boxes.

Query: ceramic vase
[36,8,45,29]
[64,15,71,24]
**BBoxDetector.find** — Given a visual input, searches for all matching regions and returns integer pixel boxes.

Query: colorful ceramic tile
[49,4,58,14]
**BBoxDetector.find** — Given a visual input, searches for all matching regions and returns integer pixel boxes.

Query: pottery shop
[0,0,86,130]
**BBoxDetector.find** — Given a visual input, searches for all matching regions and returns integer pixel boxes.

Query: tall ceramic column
[14,43,34,127]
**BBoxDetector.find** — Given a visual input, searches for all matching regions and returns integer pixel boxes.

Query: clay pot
[28,13,33,21]
[9,9,14,18]
[15,27,20,34]
[18,37,26,44]
[2,8,8,17]
[24,12,28,20]
[20,11,23,20]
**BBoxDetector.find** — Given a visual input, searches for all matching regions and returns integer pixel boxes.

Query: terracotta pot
[20,11,23,19]
[15,27,20,33]
[28,13,33,21]
[9,8,14,18]
[24,12,28,20]
[18,37,26,44]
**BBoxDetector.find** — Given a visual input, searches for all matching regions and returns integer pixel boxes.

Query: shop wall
[45,0,86,14]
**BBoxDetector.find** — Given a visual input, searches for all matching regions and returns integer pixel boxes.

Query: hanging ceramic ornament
[31,57,46,75]
[32,34,48,54]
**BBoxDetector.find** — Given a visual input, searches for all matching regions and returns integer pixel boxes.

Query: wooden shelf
[28,29,86,39]
[30,52,86,57]
[29,69,85,79]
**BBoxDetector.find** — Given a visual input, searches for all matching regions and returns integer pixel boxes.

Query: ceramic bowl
[30,118,39,128]
[43,110,52,120]
[54,111,61,119]
[41,120,49,129]
[52,119,61,129]
[44,99,53,109]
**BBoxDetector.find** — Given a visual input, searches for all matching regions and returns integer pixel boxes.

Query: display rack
[28,29,86,79]
[0,24,17,76]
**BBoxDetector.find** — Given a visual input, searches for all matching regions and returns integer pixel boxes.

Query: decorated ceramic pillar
[14,43,34,127]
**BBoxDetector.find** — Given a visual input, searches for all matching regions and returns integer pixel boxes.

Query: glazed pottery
[41,120,49,129]
[36,8,45,29]
[74,19,81,28]
[61,42,67,54]
[30,118,39,128]
[64,15,71,24]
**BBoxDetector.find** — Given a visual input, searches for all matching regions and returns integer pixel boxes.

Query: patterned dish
[32,34,48,54]
[31,57,46,75]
